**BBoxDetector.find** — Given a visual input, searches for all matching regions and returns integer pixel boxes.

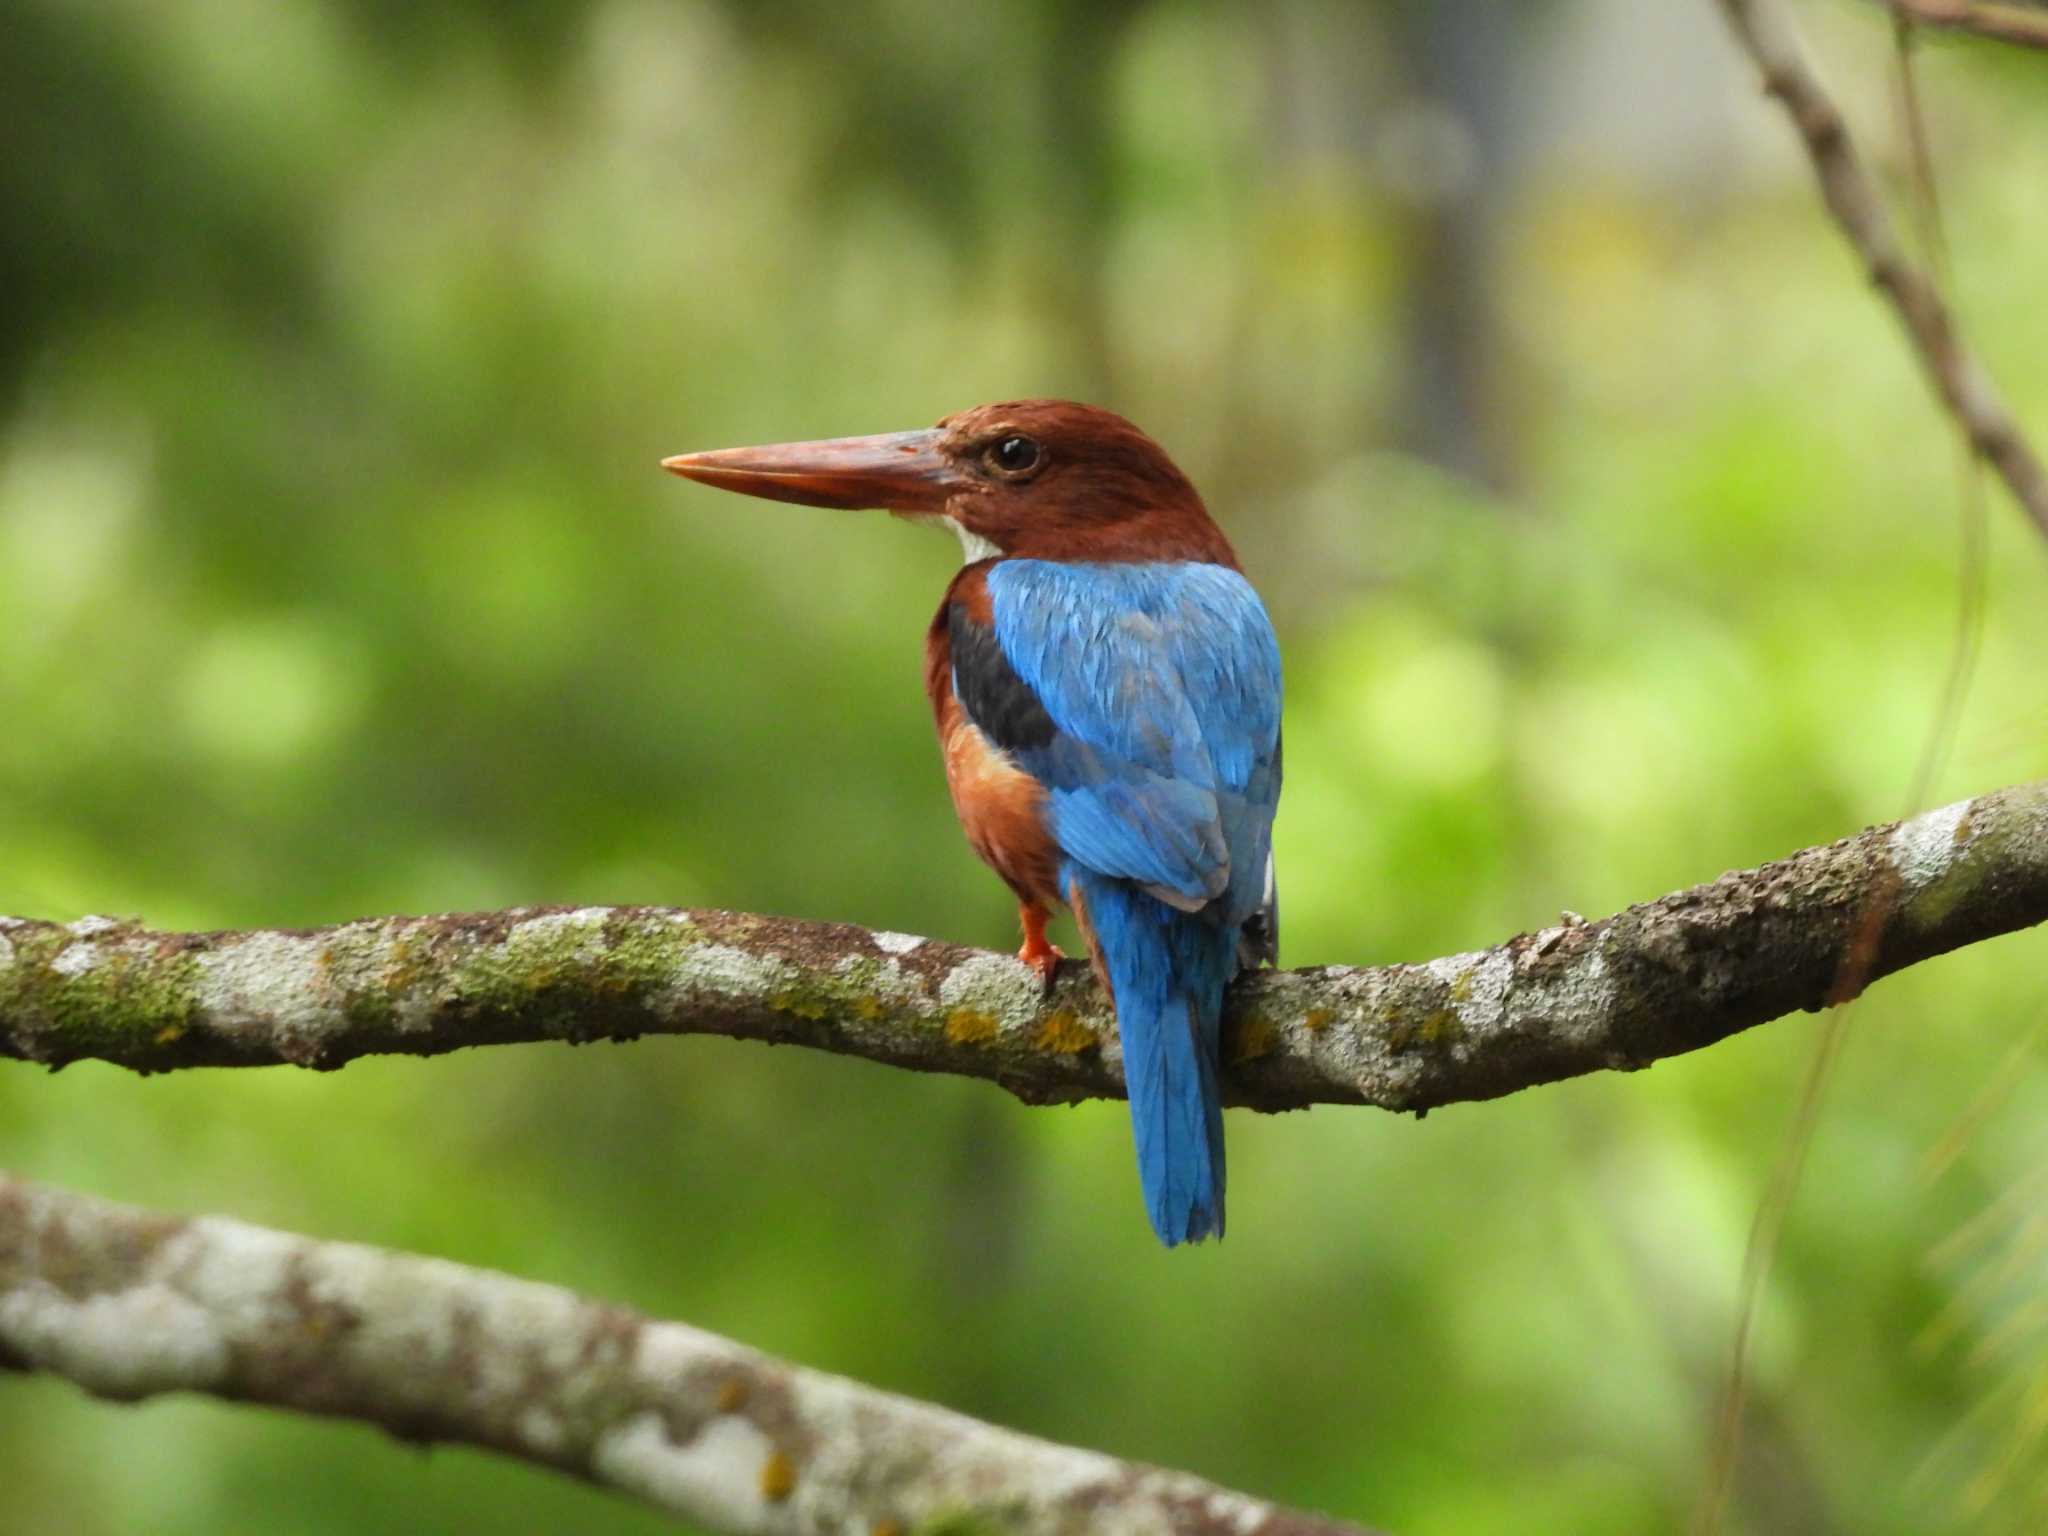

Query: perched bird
[663,401,1282,1246]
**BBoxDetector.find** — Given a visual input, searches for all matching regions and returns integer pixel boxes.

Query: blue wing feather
[983,561,1281,917]
[971,560,1282,1247]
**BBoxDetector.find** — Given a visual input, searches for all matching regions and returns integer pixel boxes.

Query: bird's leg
[1016,901,1064,994]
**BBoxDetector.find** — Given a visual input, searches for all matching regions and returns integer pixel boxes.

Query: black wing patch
[1236,726,1281,967]
[1236,854,1279,967]
[949,603,1057,753]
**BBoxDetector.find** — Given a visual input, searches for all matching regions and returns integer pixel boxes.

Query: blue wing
[965,559,1281,1245]
[980,560,1282,931]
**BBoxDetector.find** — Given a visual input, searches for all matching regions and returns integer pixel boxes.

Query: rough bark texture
[0,1174,1375,1535]
[3,782,2046,1113]
[1714,0,2048,541]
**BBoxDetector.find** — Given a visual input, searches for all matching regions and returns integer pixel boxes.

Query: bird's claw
[1017,936,1064,997]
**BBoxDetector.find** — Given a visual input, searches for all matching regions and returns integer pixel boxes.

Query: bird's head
[662,399,1238,566]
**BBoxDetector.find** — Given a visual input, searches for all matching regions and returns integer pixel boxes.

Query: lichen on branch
[0,1173,1374,1535]
[4,781,2046,1114]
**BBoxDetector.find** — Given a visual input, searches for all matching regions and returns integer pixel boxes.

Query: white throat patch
[908,514,1002,565]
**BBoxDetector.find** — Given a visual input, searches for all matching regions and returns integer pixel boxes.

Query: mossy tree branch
[3,781,2046,1112]
[0,1173,1376,1535]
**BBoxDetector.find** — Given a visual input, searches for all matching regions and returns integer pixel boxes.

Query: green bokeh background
[4,2,2048,1532]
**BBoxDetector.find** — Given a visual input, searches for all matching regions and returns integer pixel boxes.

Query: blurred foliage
[3,1,2048,1533]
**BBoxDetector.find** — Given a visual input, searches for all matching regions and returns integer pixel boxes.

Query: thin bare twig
[1890,0,2048,52]
[1715,0,2048,542]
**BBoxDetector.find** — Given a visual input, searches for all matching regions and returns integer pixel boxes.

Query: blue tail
[1071,868,1237,1246]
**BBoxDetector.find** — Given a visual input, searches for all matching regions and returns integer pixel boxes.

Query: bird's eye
[985,435,1042,477]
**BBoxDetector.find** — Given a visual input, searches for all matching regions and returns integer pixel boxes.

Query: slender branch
[3,782,2046,1113]
[1890,0,2048,51]
[1715,0,2048,541]
[0,1174,1373,1535]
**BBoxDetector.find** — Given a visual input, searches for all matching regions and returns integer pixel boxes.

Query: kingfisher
[663,401,1282,1246]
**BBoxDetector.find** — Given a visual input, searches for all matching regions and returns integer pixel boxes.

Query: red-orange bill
[661,428,954,512]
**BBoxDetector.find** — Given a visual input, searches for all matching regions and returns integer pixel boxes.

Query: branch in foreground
[0,1174,1372,1535]
[2,782,2045,1112]
[1715,0,2048,540]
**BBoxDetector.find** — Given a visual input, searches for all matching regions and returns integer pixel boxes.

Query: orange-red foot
[1017,906,1065,995]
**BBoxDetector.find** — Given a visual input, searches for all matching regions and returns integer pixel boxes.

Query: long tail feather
[1071,870,1235,1246]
